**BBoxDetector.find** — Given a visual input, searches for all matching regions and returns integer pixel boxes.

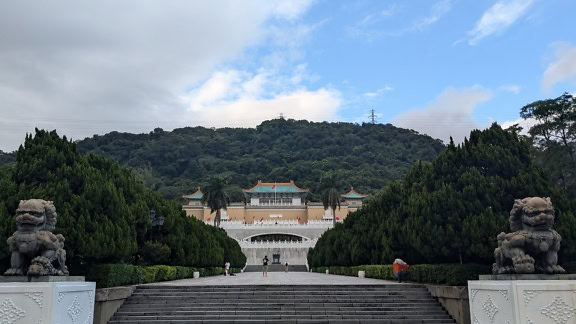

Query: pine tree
[309,124,576,267]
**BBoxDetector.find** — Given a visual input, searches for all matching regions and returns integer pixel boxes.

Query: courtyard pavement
[152,271,400,286]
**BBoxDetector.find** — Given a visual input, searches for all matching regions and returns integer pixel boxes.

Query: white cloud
[272,0,317,21]
[182,69,341,126]
[0,0,316,151]
[501,118,537,134]
[392,86,493,143]
[363,86,394,97]
[347,1,452,40]
[466,0,535,45]
[541,43,576,91]
[500,84,521,94]
[357,5,400,27]
[410,0,453,32]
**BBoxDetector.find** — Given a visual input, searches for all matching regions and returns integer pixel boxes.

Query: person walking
[224,261,230,276]
[393,258,409,283]
[284,261,289,273]
[262,255,269,277]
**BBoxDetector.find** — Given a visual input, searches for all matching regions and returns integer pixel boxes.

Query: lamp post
[149,209,165,240]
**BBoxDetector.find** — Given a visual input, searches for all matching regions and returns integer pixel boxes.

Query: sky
[1,0,575,151]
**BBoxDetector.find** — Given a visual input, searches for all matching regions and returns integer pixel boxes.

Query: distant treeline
[75,119,445,201]
[0,151,15,165]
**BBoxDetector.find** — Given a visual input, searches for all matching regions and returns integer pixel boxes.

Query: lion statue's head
[15,199,57,233]
[509,197,554,232]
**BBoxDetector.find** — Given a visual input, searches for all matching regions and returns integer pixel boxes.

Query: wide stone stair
[109,284,455,323]
[244,264,308,272]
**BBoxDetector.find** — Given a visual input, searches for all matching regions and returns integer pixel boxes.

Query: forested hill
[76,119,445,201]
[0,151,15,165]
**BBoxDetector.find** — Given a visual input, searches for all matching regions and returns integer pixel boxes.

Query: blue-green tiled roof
[183,188,203,200]
[341,188,367,199]
[243,181,308,193]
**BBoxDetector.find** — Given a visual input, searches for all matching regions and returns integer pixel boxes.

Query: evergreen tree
[308,124,576,267]
[0,129,246,270]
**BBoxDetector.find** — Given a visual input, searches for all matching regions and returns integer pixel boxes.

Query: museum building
[182,180,366,224]
[182,180,367,266]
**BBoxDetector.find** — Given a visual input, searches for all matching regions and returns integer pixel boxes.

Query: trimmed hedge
[312,264,490,286]
[87,264,238,288]
[563,262,576,274]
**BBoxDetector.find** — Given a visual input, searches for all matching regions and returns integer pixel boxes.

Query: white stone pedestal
[468,280,576,324]
[0,281,95,324]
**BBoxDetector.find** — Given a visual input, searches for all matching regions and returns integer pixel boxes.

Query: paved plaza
[152,271,400,286]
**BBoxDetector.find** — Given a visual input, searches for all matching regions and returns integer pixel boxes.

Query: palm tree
[320,173,341,227]
[201,177,230,227]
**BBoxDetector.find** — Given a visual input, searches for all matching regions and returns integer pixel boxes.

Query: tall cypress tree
[0,129,246,270]
[309,124,576,267]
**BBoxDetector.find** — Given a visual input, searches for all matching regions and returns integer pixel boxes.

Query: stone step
[110,284,454,324]
[119,305,445,311]
[122,300,438,307]
[111,314,454,321]
[114,310,448,319]
[132,291,429,296]
[129,293,431,298]
[109,320,455,324]
[124,297,437,302]
[118,307,444,314]
[137,284,425,290]
[243,265,309,272]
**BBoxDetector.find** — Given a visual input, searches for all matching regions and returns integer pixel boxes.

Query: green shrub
[563,262,576,274]
[313,263,490,286]
[87,264,140,288]
[141,241,171,265]
[87,264,225,288]
[148,265,177,281]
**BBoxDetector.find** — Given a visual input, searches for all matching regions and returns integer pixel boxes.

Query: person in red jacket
[393,259,409,283]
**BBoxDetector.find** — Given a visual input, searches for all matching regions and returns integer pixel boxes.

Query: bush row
[312,264,490,286]
[563,262,576,274]
[87,264,240,288]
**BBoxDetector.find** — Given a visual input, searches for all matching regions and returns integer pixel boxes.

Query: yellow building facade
[182,180,366,224]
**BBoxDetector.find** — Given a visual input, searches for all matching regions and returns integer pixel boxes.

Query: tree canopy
[308,124,576,267]
[76,119,445,201]
[0,129,246,272]
[320,173,341,226]
[201,177,230,227]
[0,151,15,165]
[519,92,576,199]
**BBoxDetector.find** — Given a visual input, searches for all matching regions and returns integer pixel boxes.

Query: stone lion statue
[4,199,69,276]
[493,197,565,274]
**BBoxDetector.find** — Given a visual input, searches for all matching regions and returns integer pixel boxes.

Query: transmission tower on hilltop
[369,109,377,124]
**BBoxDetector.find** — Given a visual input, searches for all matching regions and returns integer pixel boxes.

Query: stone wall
[93,286,136,324]
[426,285,470,324]
[242,246,310,265]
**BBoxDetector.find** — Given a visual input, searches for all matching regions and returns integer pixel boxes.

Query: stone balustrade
[205,220,340,228]
[238,239,318,249]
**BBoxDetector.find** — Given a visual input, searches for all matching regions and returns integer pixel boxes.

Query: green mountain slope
[0,151,15,165]
[76,119,445,201]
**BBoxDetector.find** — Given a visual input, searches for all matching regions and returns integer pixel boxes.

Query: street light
[149,209,165,227]
[149,209,165,241]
